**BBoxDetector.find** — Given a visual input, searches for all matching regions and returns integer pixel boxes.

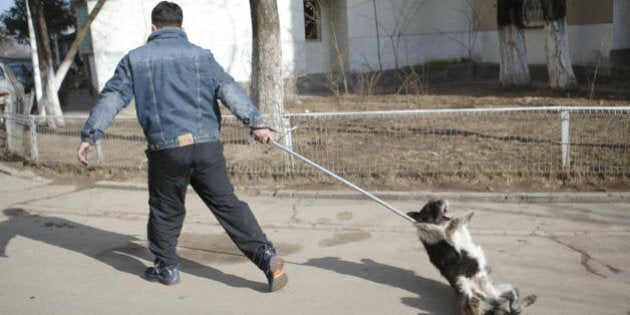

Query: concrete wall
[86,0,621,91]
[612,0,630,50]
[344,0,475,72]
[474,0,613,30]
[469,0,614,67]
[472,24,613,66]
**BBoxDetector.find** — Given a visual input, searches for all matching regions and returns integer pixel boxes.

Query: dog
[407,199,536,315]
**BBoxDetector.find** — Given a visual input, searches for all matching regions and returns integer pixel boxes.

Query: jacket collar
[147,27,188,42]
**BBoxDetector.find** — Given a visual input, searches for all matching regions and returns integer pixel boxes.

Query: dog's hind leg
[477,275,500,298]
[495,284,537,313]
[459,296,480,315]
[511,294,537,313]
[455,276,476,300]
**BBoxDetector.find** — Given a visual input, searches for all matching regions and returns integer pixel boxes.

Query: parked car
[0,61,26,124]
[9,62,34,93]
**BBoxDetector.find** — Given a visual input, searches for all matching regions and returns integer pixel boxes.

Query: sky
[0,0,12,15]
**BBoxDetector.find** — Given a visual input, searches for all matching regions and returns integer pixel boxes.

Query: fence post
[95,139,103,164]
[282,116,294,173]
[5,112,13,153]
[29,116,40,165]
[561,110,570,169]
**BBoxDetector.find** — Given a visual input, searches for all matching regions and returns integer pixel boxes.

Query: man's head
[151,1,183,30]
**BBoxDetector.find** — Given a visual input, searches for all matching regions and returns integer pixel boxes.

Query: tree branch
[54,0,107,91]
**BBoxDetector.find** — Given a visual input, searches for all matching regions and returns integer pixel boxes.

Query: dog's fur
[407,200,536,315]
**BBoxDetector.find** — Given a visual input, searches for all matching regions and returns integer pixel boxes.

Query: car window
[0,66,5,79]
[4,66,17,81]
[9,64,23,76]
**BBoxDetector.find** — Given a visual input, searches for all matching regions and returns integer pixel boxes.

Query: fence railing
[2,107,629,179]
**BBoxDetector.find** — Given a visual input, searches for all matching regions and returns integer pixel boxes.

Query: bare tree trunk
[497,0,530,87]
[249,0,285,132]
[25,0,42,114]
[498,25,530,86]
[54,0,107,92]
[324,1,349,95]
[541,0,577,90]
[29,0,63,126]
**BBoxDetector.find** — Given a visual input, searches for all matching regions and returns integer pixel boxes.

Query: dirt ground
[3,80,630,192]
[285,81,630,113]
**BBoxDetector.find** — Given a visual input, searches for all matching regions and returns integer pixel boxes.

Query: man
[76,1,287,292]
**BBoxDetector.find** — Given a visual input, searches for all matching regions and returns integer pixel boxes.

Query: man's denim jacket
[81,27,266,151]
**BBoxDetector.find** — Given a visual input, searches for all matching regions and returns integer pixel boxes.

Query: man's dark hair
[151,1,183,28]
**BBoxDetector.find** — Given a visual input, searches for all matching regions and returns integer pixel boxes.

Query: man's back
[126,27,228,149]
[82,27,264,151]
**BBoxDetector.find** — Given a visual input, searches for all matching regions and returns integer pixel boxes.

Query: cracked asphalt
[1,163,629,315]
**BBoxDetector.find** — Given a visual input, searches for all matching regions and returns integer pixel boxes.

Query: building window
[522,0,544,28]
[304,0,321,41]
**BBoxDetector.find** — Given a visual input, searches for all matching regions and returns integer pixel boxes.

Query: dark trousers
[146,141,274,270]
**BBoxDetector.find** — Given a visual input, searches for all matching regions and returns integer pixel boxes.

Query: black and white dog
[407,199,536,315]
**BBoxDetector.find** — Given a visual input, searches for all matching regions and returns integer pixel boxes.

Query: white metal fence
[2,107,629,179]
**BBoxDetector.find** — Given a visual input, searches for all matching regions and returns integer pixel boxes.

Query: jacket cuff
[249,125,276,133]
[80,129,103,145]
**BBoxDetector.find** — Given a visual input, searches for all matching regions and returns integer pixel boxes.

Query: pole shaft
[272,141,415,223]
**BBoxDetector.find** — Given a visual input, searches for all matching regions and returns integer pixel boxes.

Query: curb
[93,180,630,204]
[3,162,626,204]
[0,162,48,182]
[273,190,630,203]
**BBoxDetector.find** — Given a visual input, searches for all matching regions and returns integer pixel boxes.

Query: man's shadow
[0,208,267,292]
[303,256,458,314]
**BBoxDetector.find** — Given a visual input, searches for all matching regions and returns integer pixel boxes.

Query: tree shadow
[0,208,266,292]
[302,256,458,314]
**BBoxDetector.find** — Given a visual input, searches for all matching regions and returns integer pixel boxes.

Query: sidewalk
[0,162,629,314]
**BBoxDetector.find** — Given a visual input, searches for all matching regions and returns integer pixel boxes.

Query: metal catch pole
[272,140,415,223]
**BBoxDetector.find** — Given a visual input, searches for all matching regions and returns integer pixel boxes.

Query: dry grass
[3,82,629,192]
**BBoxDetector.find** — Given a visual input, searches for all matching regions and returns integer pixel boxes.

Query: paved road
[1,164,629,315]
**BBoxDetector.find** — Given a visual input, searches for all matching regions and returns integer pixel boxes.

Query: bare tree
[249,0,285,133]
[322,0,349,95]
[54,0,107,92]
[438,0,493,60]
[28,0,63,126]
[497,0,530,87]
[540,0,577,90]
[15,0,106,127]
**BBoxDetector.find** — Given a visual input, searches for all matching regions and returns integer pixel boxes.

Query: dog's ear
[406,211,421,222]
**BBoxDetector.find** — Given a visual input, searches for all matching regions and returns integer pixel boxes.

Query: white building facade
[84,0,626,91]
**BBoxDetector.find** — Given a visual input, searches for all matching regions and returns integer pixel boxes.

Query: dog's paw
[468,296,482,315]
[462,211,474,222]
[510,294,537,313]
[414,223,445,244]
[446,218,461,233]
[522,294,537,307]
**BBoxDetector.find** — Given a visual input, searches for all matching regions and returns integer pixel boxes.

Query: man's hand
[77,142,92,167]
[251,127,274,144]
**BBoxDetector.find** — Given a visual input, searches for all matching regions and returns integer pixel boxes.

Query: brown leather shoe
[266,256,288,292]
